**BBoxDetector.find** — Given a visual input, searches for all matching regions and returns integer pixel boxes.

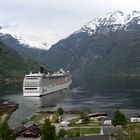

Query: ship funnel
[40,67,47,74]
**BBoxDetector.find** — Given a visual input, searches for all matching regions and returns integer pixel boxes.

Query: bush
[0,114,15,140]
[58,129,67,139]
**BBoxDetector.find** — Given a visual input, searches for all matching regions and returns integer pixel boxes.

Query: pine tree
[57,108,64,116]
[112,110,127,126]
[41,118,56,140]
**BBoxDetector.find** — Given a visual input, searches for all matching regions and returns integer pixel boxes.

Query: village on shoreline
[1,102,140,140]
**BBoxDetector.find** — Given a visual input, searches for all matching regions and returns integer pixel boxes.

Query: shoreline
[0,99,19,119]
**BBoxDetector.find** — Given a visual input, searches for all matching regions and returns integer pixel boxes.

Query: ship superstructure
[23,67,72,96]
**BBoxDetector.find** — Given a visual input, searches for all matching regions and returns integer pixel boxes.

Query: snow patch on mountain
[138,20,140,25]
[74,10,140,35]
[0,28,50,50]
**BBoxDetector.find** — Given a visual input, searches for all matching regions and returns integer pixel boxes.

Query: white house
[60,121,70,127]
[103,120,112,125]
[130,117,140,123]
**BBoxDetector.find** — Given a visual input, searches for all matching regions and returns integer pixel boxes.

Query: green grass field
[66,127,100,136]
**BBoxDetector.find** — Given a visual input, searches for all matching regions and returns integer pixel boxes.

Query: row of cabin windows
[26,77,39,80]
[24,80,40,87]
[24,77,68,87]
[25,88,37,90]
[42,77,65,86]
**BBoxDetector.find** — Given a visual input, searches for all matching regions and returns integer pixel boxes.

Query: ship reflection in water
[24,89,68,108]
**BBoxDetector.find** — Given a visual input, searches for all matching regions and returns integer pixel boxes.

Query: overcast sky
[0,0,140,45]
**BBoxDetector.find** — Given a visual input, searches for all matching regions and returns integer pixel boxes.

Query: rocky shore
[0,99,18,117]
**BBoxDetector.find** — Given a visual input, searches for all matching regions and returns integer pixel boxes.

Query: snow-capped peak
[74,10,140,35]
[0,28,50,50]
[13,33,51,50]
[132,10,140,16]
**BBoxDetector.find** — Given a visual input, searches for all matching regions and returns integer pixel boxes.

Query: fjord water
[0,77,140,127]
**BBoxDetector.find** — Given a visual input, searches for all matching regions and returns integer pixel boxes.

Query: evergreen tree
[41,118,56,140]
[112,110,127,126]
[0,115,15,140]
[57,108,64,116]
[80,112,89,123]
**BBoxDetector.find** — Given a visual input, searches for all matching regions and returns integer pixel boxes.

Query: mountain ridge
[43,11,140,88]
[0,41,39,84]
[0,29,50,50]
[74,10,140,35]
[1,11,140,89]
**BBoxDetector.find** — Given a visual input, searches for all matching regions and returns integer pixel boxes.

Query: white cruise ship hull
[23,79,72,97]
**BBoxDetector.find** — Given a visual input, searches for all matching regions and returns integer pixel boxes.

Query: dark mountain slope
[44,31,140,88]
[0,41,39,82]
[0,33,48,64]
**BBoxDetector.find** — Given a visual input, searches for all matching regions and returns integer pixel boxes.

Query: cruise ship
[23,67,72,97]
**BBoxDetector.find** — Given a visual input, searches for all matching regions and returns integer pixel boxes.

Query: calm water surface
[0,84,140,127]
